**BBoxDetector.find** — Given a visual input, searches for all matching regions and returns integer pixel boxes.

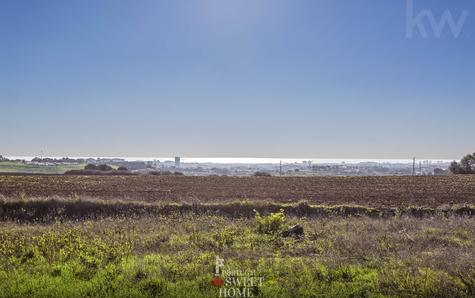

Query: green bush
[255,209,286,235]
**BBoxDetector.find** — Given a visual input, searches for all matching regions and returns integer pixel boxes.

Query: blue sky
[0,0,473,159]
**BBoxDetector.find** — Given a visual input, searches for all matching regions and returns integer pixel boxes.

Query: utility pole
[412,157,416,176]
[419,161,422,175]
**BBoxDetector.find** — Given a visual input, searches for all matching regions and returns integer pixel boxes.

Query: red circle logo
[211,276,224,287]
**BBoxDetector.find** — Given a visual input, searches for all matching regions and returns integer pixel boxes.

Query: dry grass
[0,196,473,222]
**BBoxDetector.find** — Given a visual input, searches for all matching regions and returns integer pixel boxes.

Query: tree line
[449,152,475,174]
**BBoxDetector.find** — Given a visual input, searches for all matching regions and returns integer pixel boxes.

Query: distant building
[175,157,181,168]
[150,160,160,169]
[433,168,448,176]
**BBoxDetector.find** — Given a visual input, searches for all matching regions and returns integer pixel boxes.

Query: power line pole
[413,157,416,176]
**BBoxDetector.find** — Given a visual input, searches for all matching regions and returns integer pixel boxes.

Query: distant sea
[5,157,454,164]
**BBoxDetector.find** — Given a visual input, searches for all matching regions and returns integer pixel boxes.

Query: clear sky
[0,0,473,159]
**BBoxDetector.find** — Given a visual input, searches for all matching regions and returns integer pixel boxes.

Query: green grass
[0,207,474,297]
[0,161,85,174]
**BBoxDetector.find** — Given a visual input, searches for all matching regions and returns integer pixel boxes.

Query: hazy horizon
[4,155,455,164]
[1,0,473,158]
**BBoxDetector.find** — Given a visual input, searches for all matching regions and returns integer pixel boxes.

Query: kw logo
[406,0,470,38]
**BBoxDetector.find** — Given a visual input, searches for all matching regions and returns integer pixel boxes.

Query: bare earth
[1,175,474,207]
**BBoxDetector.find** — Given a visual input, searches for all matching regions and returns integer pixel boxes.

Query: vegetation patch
[0,197,473,222]
[64,164,134,175]
[0,214,473,297]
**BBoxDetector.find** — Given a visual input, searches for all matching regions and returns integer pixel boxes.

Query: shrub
[212,227,236,250]
[150,171,173,176]
[254,209,286,235]
[117,166,128,171]
[84,164,98,170]
[97,164,113,171]
[64,170,135,176]
[254,171,271,177]
[80,163,114,172]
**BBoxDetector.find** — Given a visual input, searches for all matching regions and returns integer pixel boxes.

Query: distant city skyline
[3,156,456,164]
[1,0,473,159]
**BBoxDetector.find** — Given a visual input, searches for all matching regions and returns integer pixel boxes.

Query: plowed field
[1,175,474,207]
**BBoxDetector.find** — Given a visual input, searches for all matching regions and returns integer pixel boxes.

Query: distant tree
[460,153,475,173]
[449,152,475,174]
[84,164,98,170]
